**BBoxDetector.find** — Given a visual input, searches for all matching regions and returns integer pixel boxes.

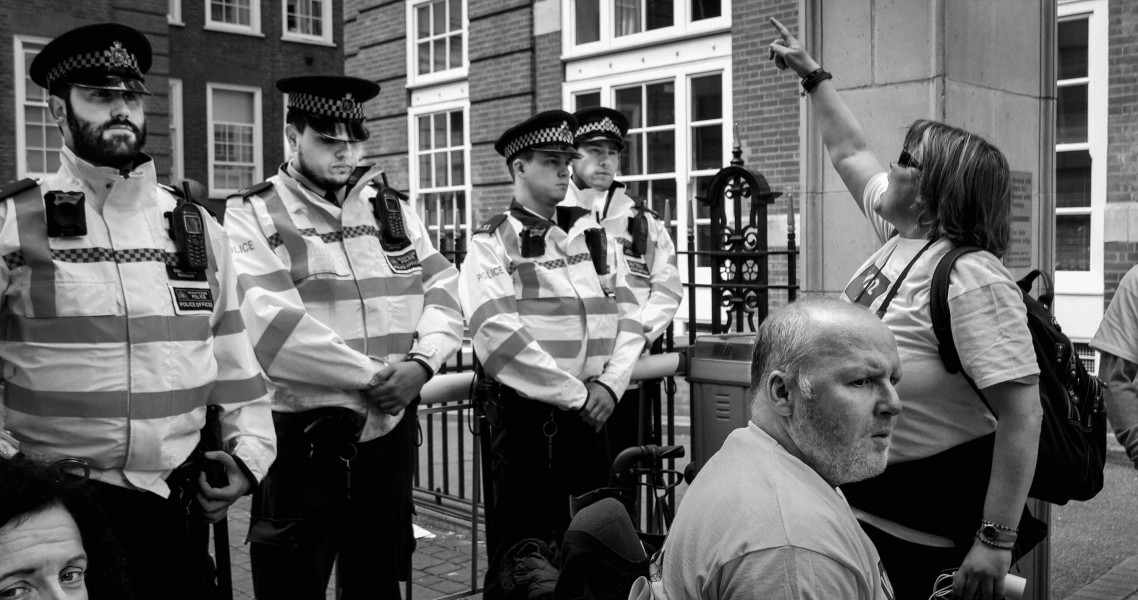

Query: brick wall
[170,0,343,197]
[733,0,801,295]
[468,0,535,224]
[1106,0,1138,306]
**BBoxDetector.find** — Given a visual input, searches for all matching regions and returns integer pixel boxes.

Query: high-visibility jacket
[224,164,462,441]
[0,147,276,496]
[562,181,682,344]
[460,201,645,409]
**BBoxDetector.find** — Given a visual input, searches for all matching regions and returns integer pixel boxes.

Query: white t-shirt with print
[843,173,1039,463]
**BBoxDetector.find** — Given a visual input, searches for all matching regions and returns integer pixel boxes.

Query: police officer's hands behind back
[366,362,428,415]
[196,451,252,523]
[580,382,616,432]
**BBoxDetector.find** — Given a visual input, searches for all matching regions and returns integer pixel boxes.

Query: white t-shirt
[661,424,895,600]
[843,173,1039,463]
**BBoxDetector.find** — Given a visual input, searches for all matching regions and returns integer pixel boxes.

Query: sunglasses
[897,149,922,171]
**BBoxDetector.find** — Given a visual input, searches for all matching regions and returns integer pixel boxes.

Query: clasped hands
[364,360,428,415]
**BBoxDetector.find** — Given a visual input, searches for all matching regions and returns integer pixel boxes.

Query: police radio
[372,173,411,251]
[166,181,209,272]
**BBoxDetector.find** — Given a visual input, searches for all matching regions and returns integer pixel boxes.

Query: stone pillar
[802,0,1055,294]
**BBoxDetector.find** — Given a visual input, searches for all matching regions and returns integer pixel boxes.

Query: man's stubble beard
[294,144,354,193]
[66,103,146,170]
[787,393,890,487]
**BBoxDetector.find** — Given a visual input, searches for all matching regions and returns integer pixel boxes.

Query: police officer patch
[385,249,422,273]
[170,285,214,313]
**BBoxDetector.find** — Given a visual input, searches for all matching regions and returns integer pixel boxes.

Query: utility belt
[273,407,365,463]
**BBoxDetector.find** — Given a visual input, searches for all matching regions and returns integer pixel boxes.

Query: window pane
[432,0,446,36]
[692,125,722,170]
[449,34,462,68]
[449,0,461,31]
[1056,214,1090,271]
[433,39,446,71]
[418,5,430,38]
[645,82,674,126]
[214,89,254,122]
[576,0,600,44]
[615,87,641,127]
[646,131,674,173]
[574,92,601,110]
[418,42,431,75]
[434,114,447,148]
[647,0,672,31]
[1058,18,1088,80]
[450,150,464,186]
[651,178,678,240]
[1056,150,1091,209]
[420,155,432,187]
[691,74,721,121]
[450,110,464,144]
[434,152,448,187]
[1056,85,1087,144]
[691,0,719,21]
[693,175,714,266]
[622,134,643,176]
[418,116,431,151]
[615,0,641,36]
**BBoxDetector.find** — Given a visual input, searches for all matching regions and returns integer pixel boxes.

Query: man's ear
[285,124,299,152]
[511,157,526,177]
[48,95,68,125]
[767,370,794,417]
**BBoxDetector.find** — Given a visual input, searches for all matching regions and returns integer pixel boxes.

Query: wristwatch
[976,520,1018,549]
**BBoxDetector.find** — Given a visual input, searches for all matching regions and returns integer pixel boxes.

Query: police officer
[460,110,646,599]
[224,76,463,599]
[561,106,682,456]
[1,23,276,600]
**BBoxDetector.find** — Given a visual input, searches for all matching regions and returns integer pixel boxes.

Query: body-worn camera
[44,191,87,237]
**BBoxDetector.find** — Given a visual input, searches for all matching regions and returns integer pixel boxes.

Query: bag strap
[929,245,998,417]
[874,238,935,319]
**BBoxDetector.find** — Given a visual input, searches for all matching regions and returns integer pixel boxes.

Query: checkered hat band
[289,92,365,120]
[504,123,576,159]
[576,118,622,140]
[47,48,140,87]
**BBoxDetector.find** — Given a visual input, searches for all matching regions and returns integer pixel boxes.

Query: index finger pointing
[769,16,792,37]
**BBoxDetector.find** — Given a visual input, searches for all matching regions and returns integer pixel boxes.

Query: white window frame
[281,0,334,45]
[564,40,731,330]
[406,0,469,88]
[169,78,185,182]
[408,98,472,247]
[205,0,263,36]
[14,35,58,181]
[1055,0,1106,295]
[562,0,730,59]
[206,82,263,198]
[169,0,184,25]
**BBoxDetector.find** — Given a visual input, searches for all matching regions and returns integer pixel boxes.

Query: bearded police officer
[561,106,682,456]
[225,76,463,599]
[0,23,276,600]
[460,110,646,599]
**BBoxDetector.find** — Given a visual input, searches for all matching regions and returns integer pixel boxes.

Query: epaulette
[473,214,509,236]
[227,181,274,201]
[0,178,38,201]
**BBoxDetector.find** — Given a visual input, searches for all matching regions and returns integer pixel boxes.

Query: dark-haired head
[903,119,1011,256]
[0,456,132,600]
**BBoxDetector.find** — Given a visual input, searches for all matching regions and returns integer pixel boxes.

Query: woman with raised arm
[767,17,1044,600]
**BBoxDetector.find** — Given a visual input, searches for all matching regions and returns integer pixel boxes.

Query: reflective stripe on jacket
[460,201,645,410]
[563,181,682,343]
[0,147,275,496]
[224,164,462,441]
